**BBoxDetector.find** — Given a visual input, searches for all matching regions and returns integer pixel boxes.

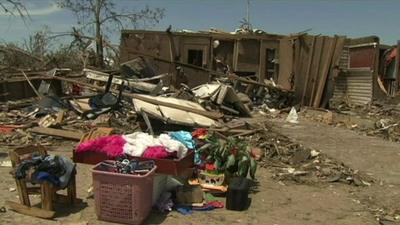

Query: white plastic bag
[286,107,299,124]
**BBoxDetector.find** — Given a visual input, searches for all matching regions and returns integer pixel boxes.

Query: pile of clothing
[15,154,76,189]
[76,131,195,160]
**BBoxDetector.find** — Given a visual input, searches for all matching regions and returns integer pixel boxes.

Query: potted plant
[198,134,257,184]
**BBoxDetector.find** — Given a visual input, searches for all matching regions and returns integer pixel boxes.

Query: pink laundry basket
[92,161,157,225]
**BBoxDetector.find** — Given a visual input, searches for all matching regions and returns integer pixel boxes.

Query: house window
[188,49,203,67]
[266,48,277,79]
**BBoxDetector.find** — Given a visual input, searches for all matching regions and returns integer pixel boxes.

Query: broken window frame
[183,44,208,68]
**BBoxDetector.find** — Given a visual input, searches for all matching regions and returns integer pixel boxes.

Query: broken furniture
[30,127,84,141]
[6,145,80,219]
[68,73,124,119]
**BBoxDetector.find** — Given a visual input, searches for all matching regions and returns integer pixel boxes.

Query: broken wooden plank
[55,111,65,125]
[228,74,272,88]
[132,94,223,120]
[140,109,154,135]
[320,36,346,108]
[294,36,309,105]
[220,105,240,115]
[301,36,317,105]
[136,73,170,82]
[30,127,83,140]
[278,38,294,90]
[6,200,55,219]
[309,36,325,106]
[85,69,158,93]
[21,70,42,99]
[312,36,337,107]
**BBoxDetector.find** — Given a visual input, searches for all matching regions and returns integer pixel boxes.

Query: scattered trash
[286,107,299,124]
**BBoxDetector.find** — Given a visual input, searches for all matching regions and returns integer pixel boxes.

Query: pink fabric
[142,146,174,159]
[75,135,126,157]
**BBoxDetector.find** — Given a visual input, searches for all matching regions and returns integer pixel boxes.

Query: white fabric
[122,132,188,159]
[158,134,188,159]
[122,132,158,157]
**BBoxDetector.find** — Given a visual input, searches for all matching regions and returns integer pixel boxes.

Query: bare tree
[0,0,29,20]
[58,0,164,67]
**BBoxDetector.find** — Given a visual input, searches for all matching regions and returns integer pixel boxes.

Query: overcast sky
[1,0,400,45]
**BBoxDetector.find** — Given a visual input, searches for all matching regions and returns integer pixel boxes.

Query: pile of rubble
[1,63,367,174]
[0,58,294,145]
[332,101,400,143]
[1,60,372,188]
[246,123,374,186]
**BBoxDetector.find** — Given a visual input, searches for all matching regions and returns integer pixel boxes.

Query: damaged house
[1,30,399,110]
[119,30,399,108]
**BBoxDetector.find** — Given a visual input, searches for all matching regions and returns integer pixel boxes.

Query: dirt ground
[1,118,400,225]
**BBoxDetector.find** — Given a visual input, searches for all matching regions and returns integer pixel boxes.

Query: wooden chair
[6,145,80,219]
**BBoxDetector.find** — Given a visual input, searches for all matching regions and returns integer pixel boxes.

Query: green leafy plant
[199,134,257,179]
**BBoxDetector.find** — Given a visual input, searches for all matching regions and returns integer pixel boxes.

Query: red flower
[192,128,208,139]
[205,163,216,171]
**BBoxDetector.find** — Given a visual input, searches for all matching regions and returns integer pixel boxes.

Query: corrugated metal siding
[333,68,373,105]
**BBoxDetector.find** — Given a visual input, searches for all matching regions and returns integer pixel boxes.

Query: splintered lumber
[21,70,43,99]
[84,69,160,93]
[228,74,271,88]
[52,76,224,120]
[312,36,337,107]
[30,127,83,140]
[301,36,316,105]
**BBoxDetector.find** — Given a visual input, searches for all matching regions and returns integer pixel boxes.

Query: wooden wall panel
[277,38,293,90]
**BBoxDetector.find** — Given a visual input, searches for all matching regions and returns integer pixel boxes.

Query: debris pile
[0,59,377,223]
[0,65,368,188]
[248,124,374,186]
[332,101,400,143]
